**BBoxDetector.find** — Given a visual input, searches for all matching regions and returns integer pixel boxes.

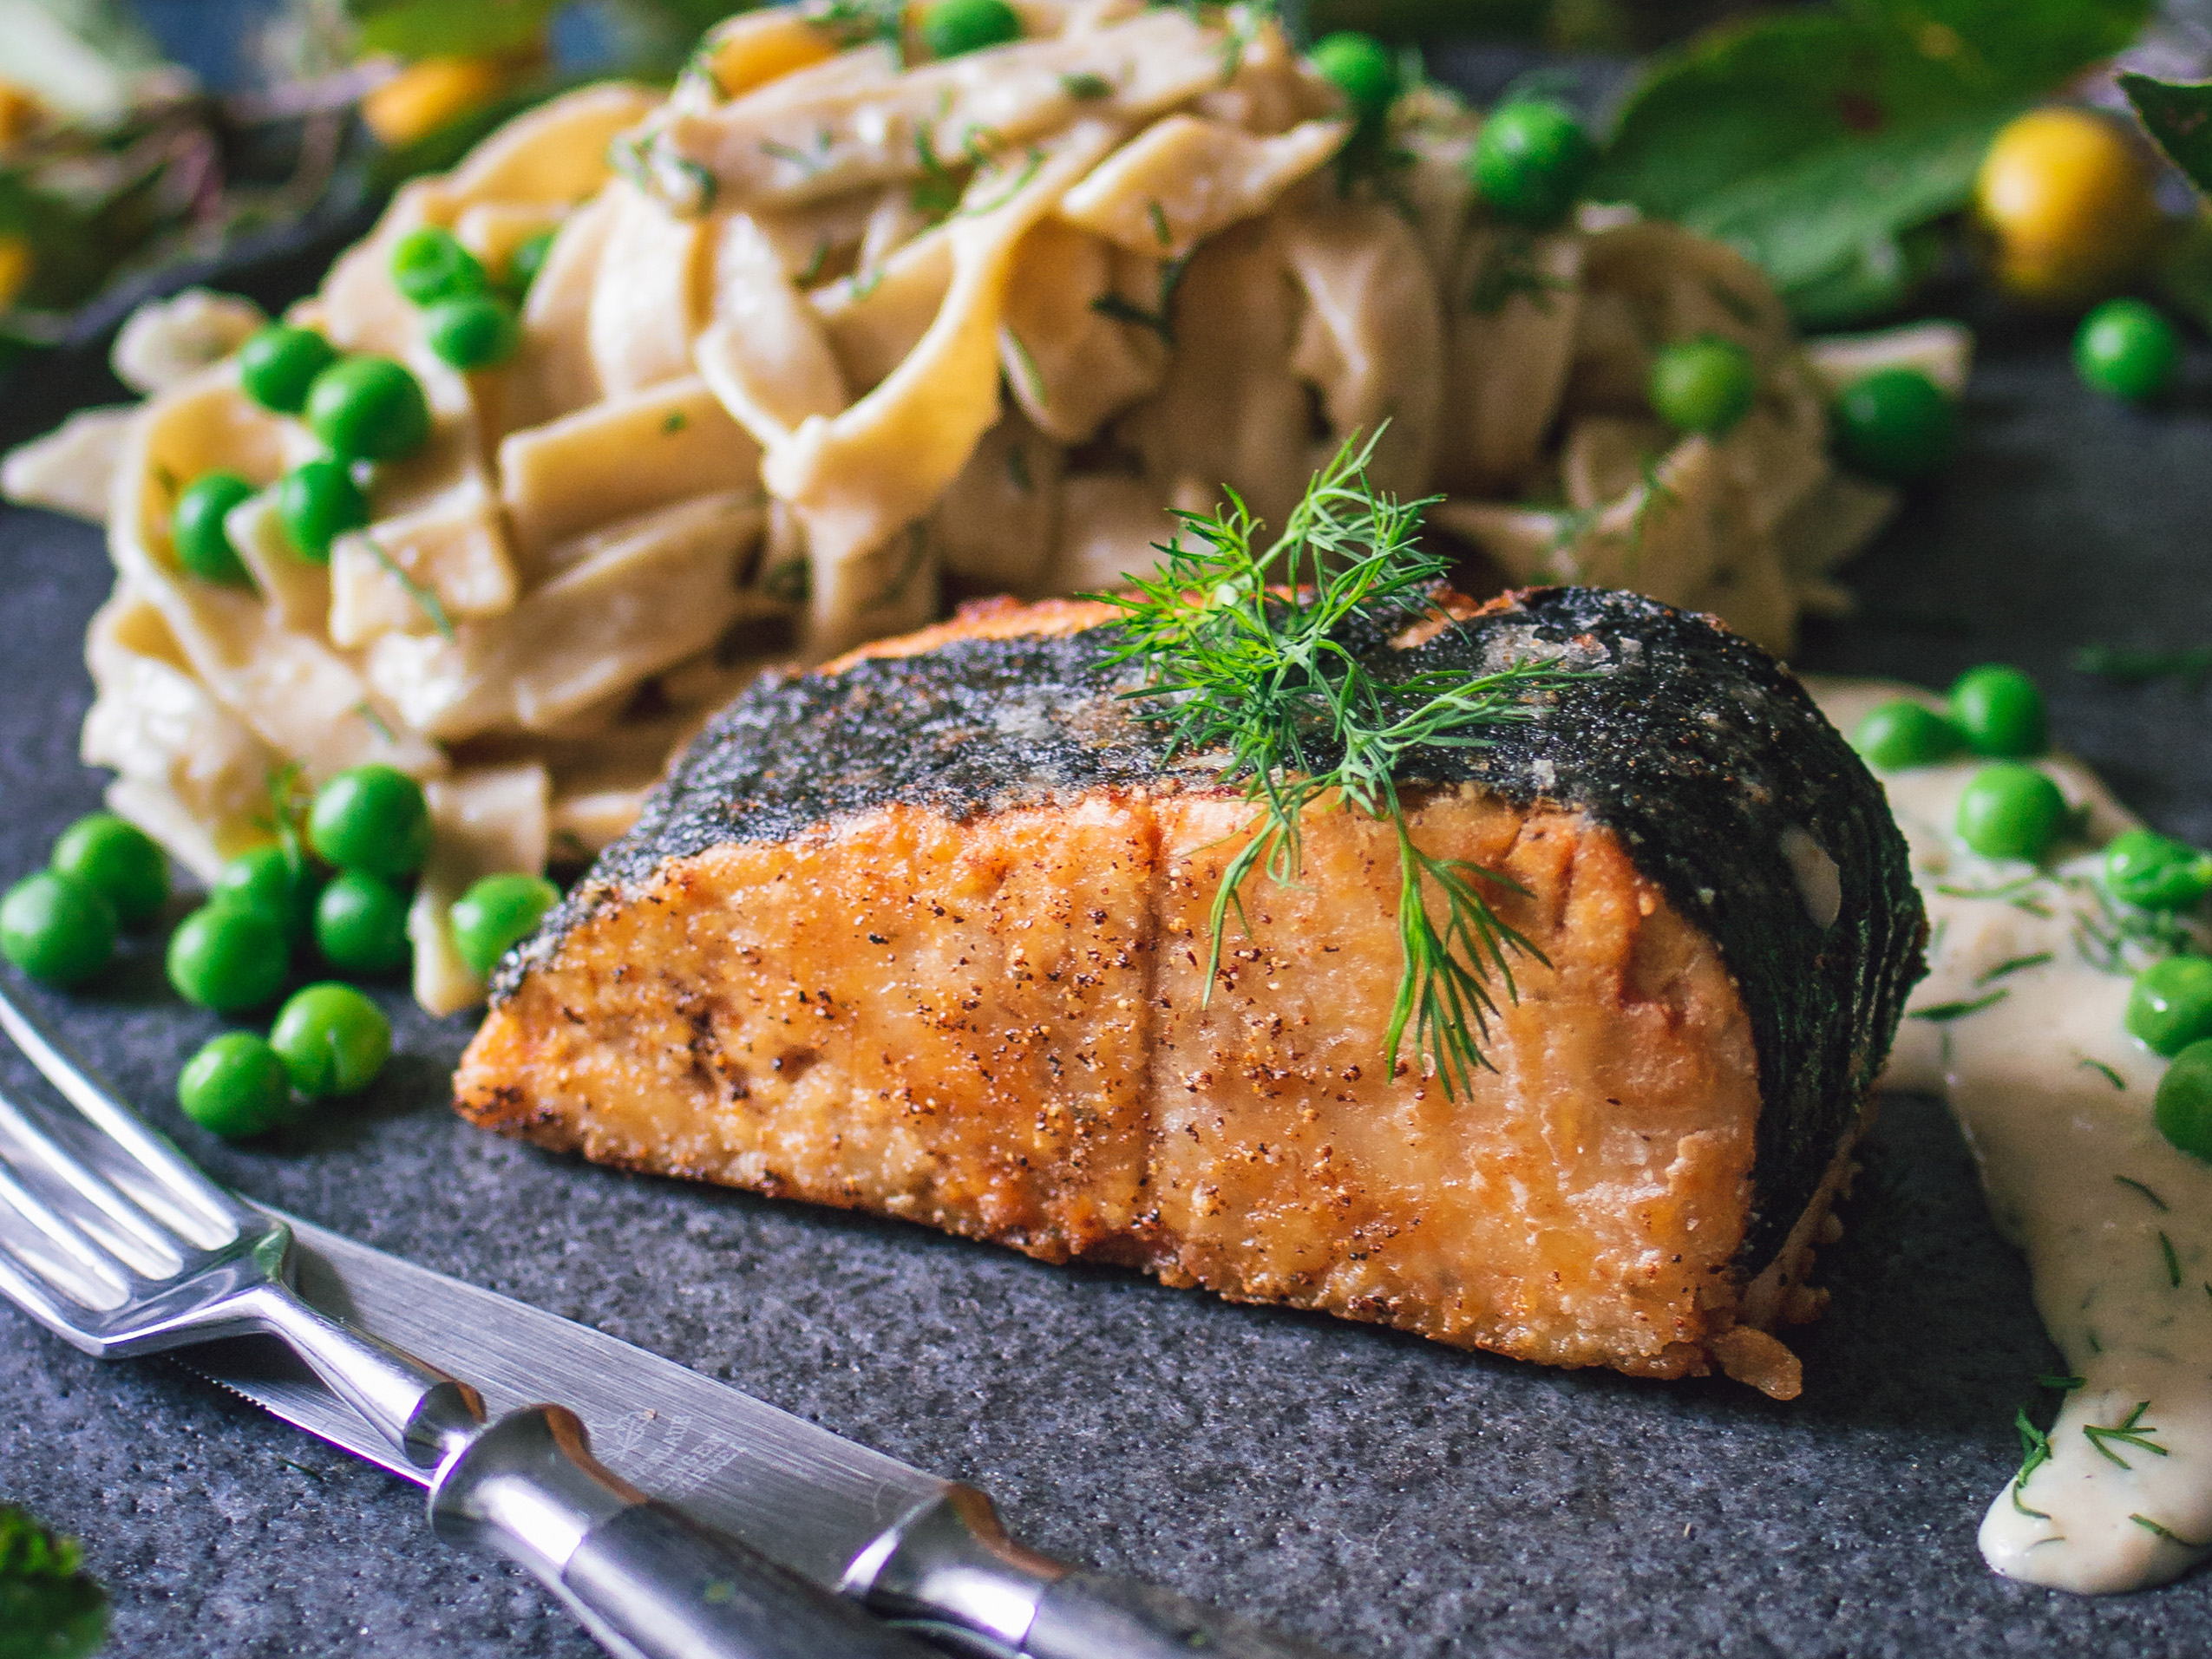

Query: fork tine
[0,1091,185,1281]
[0,1157,130,1313]
[0,981,239,1249]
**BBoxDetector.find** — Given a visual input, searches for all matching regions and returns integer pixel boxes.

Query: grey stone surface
[7,304,2212,1659]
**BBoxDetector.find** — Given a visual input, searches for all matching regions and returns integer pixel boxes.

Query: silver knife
[184,1207,1336,1659]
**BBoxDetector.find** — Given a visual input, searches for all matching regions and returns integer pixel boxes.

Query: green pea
[171,473,258,586]
[1832,367,1956,483]
[214,843,323,945]
[270,983,391,1098]
[1851,700,1965,771]
[449,872,560,980]
[506,230,554,298]
[1647,337,1757,437]
[167,903,289,1012]
[2156,1038,2212,1160]
[921,0,1020,58]
[0,872,116,988]
[305,357,433,462]
[50,813,167,927]
[2128,956,2212,1057]
[1955,762,2067,862]
[309,766,433,879]
[315,871,412,976]
[237,325,337,415]
[1469,98,1594,227]
[2104,829,2212,911]
[2076,297,2179,403]
[389,225,488,307]
[274,458,370,564]
[1949,663,2046,757]
[177,1033,295,1139]
[1311,32,1399,122]
[424,293,520,370]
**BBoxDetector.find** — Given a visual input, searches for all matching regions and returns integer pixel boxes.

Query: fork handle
[432,1404,933,1659]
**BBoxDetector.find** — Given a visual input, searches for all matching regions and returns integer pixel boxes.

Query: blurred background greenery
[0,0,2205,371]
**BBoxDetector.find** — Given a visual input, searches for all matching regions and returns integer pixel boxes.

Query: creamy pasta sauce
[1810,677,2212,1595]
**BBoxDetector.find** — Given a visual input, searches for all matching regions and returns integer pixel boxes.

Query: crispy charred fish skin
[469,587,1923,1389]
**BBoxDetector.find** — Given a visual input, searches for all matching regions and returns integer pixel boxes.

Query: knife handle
[430,1404,932,1659]
[1019,1570,1340,1659]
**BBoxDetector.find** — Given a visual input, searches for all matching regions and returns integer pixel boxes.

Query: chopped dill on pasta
[1095,434,1578,1096]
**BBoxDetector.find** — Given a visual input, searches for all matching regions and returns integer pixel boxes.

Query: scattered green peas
[315,871,412,976]
[1469,97,1594,227]
[2127,955,2212,1057]
[1851,700,1965,771]
[1311,31,1399,122]
[171,473,258,586]
[1955,762,2067,862]
[506,230,554,298]
[177,1033,295,1139]
[1832,367,1956,483]
[167,903,289,1013]
[2075,297,2180,403]
[449,873,560,980]
[214,843,322,944]
[305,357,432,463]
[0,872,116,988]
[424,293,520,370]
[1949,664,2047,758]
[270,983,391,1098]
[50,813,167,928]
[921,0,1020,58]
[389,225,488,307]
[1647,336,1757,437]
[2104,829,2212,911]
[2156,1037,2212,1161]
[237,325,337,415]
[309,766,433,880]
[274,458,369,564]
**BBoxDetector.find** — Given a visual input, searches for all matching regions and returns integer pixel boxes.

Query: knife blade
[203,1207,950,1585]
[183,1209,1341,1659]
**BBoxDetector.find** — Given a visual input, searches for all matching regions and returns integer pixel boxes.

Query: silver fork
[0,979,932,1659]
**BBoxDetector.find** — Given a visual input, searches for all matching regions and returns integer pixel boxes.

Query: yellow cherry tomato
[0,235,32,313]
[362,56,520,148]
[1975,107,2164,309]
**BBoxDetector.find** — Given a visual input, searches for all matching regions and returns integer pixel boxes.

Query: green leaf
[2124,72,2212,198]
[0,1506,108,1659]
[347,0,564,61]
[1679,108,2006,292]
[1594,0,2154,323]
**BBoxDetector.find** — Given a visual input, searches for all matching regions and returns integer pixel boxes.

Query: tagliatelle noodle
[3,1,1911,1012]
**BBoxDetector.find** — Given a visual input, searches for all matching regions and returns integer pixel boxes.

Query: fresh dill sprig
[2012,1408,2053,1519]
[1908,990,2009,1023]
[2084,1401,2169,1469]
[1094,433,1578,1097]
[363,539,455,642]
[2131,1513,2211,1549]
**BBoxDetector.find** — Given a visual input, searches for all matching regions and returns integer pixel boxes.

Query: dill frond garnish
[1908,990,2008,1023]
[363,539,455,642]
[2162,1230,2183,1288]
[2012,1408,2054,1519]
[2130,1513,2211,1549]
[1094,434,1578,1097]
[2084,1401,2169,1469]
[2115,1175,2168,1211]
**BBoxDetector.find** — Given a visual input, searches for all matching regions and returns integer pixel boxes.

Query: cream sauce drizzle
[1809,676,2212,1595]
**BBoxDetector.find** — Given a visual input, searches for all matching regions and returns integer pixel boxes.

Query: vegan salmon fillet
[455,586,1923,1396]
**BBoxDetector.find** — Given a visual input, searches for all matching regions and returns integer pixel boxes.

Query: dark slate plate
[8,239,2212,1659]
